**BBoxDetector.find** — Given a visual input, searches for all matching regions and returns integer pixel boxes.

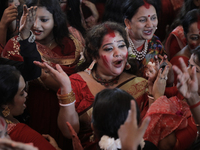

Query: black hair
[102,0,125,25]
[92,88,140,139]
[77,21,138,74]
[26,0,69,50]
[67,0,86,36]
[122,0,161,20]
[169,0,198,33]
[182,9,200,36]
[192,46,200,66]
[0,65,21,108]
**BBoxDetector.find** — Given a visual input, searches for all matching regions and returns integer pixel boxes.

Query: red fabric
[66,122,84,150]
[170,55,189,85]
[70,74,95,115]
[2,36,77,149]
[143,96,197,149]
[165,26,187,59]
[168,36,181,59]
[174,116,197,150]
[155,0,176,42]
[8,123,56,150]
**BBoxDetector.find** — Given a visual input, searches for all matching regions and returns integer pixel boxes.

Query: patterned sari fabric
[1,34,84,149]
[143,96,197,150]
[165,26,187,59]
[68,74,149,150]
[129,35,167,77]
[7,123,56,150]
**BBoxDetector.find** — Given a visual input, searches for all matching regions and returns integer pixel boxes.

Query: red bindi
[143,0,150,9]
[126,52,128,59]
[148,15,150,17]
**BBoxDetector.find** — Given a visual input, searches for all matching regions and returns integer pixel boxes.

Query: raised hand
[152,64,170,100]
[34,61,72,94]
[172,57,198,100]
[0,6,18,28]
[82,1,99,28]
[19,5,37,40]
[118,100,150,150]
[42,134,61,150]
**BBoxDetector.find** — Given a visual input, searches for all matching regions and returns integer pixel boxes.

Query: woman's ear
[193,0,200,7]
[124,18,131,30]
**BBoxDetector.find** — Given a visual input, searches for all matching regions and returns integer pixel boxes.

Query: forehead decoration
[143,0,150,9]
[105,24,115,38]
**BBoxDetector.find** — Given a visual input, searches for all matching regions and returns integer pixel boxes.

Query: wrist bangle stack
[17,30,35,43]
[189,101,200,109]
[57,90,76,106]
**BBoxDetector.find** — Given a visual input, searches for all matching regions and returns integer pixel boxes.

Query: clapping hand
[34,61,72,94]
[118,100,150,150]
[173,57,198,102]
[19,5,37,40]
[0,6,18,28]
[82,0,99,28]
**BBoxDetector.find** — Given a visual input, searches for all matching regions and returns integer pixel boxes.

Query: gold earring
[2,106,10,117]
[125,62,131,70]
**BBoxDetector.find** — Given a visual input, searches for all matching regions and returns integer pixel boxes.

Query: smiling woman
[33,21,153,149]
[1,0,84,148]
[122,0,166,77]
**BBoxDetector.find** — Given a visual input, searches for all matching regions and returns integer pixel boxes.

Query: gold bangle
[57,90,75,104]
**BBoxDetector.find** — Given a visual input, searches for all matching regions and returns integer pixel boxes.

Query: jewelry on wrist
[57,90,76,104]
[189,101,200,109]
[59,100,76,107]
[17,30,35,43]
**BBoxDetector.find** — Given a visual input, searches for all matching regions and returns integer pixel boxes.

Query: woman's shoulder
[149,35,164,51]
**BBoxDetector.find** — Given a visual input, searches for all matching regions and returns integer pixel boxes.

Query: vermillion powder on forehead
[143,0,150,9]
[105,24,115,38]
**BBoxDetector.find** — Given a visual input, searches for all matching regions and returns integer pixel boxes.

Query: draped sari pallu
[143,96,197,150]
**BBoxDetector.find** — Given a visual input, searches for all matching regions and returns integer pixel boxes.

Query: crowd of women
[0,0,200,150]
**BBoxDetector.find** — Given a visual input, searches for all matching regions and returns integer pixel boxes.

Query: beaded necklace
[92,72,119,87]
[128,37,148,61]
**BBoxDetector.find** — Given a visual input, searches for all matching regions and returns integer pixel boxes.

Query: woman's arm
[0,6,18,47]
[173,58,200,131]
[34,62,80,138]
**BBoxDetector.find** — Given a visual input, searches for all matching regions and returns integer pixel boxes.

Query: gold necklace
[48,38,55,48]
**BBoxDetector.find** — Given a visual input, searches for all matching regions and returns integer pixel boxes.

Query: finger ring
[160,76,168,80]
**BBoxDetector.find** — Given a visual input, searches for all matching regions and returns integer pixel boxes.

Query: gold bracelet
[57,90,75,104]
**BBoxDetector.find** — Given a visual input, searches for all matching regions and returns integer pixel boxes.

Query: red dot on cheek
[189,43,196,49]
[101,55,109,69]
[126,52,128,59]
